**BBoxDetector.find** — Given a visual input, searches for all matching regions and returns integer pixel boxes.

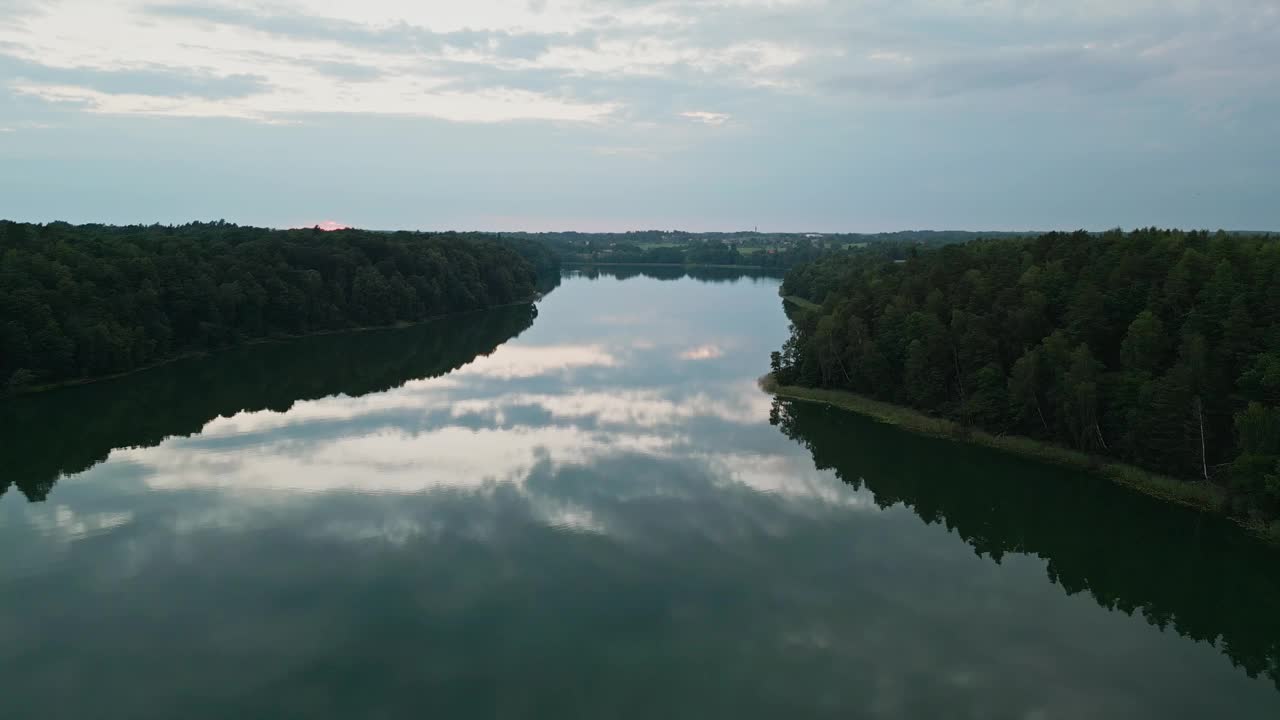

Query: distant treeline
[0,221,559,392]
[774,228,1280,525]
[526,236,828,268]
[569,265,785,284]
[505,229,1036,247]
[509,230,1038,269]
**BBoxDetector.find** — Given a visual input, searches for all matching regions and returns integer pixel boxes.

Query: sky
[0,0,1277,232]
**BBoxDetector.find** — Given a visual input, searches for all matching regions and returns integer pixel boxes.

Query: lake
[2,267,1278,719]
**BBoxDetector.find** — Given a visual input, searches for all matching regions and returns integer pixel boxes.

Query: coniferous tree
[774,228,1280,522]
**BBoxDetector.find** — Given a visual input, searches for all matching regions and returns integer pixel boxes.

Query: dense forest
[0,221,559,392]
[772,229,1280,526]
[0,304,536,503]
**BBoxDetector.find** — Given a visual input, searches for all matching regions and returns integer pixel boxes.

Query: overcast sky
[1,0,1277,232]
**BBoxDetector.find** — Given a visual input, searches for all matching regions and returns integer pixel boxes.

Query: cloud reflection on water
[5,272,1278,720]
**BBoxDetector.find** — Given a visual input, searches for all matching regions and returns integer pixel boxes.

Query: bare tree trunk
[1034,396,1049,433]
[1195,396,1209,482]
[830,336,853,385]
[1094,422,1109,451]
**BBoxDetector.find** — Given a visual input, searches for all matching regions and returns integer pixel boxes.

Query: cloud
[92,368,793,504]
[826,43,1176,99]
[143,2,527,54]
[681,110,730,126]
[0,1,623,123]
[0,54,271,99]
[298,60,386,83]
[11,81,618,123]
[0,0,1276,129]
[451,343,620,380]
[679,344,725,360]
[26,505,134,542]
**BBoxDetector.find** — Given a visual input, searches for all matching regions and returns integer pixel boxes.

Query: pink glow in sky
[298,220,350,231]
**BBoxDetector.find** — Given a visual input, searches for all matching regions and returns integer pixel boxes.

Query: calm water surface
[2,268,1278,719]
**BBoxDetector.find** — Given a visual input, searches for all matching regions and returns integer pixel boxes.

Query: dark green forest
[773,229,1280,525]
[0,221,558,392]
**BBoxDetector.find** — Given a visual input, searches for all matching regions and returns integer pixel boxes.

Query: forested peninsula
[771,228,1280,531]
[0,221,559,393]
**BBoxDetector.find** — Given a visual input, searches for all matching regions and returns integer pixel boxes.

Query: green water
[1,268,1277,719]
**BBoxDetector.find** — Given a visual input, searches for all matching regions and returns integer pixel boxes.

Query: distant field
[630,242,769,254]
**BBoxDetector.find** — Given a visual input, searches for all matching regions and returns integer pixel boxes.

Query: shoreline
[782,295,822,312]
[759,374,1279,543]
[5,298,539,398]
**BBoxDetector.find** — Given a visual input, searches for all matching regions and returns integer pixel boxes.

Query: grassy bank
[782,295,822,312]
[760,374,1278,542]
